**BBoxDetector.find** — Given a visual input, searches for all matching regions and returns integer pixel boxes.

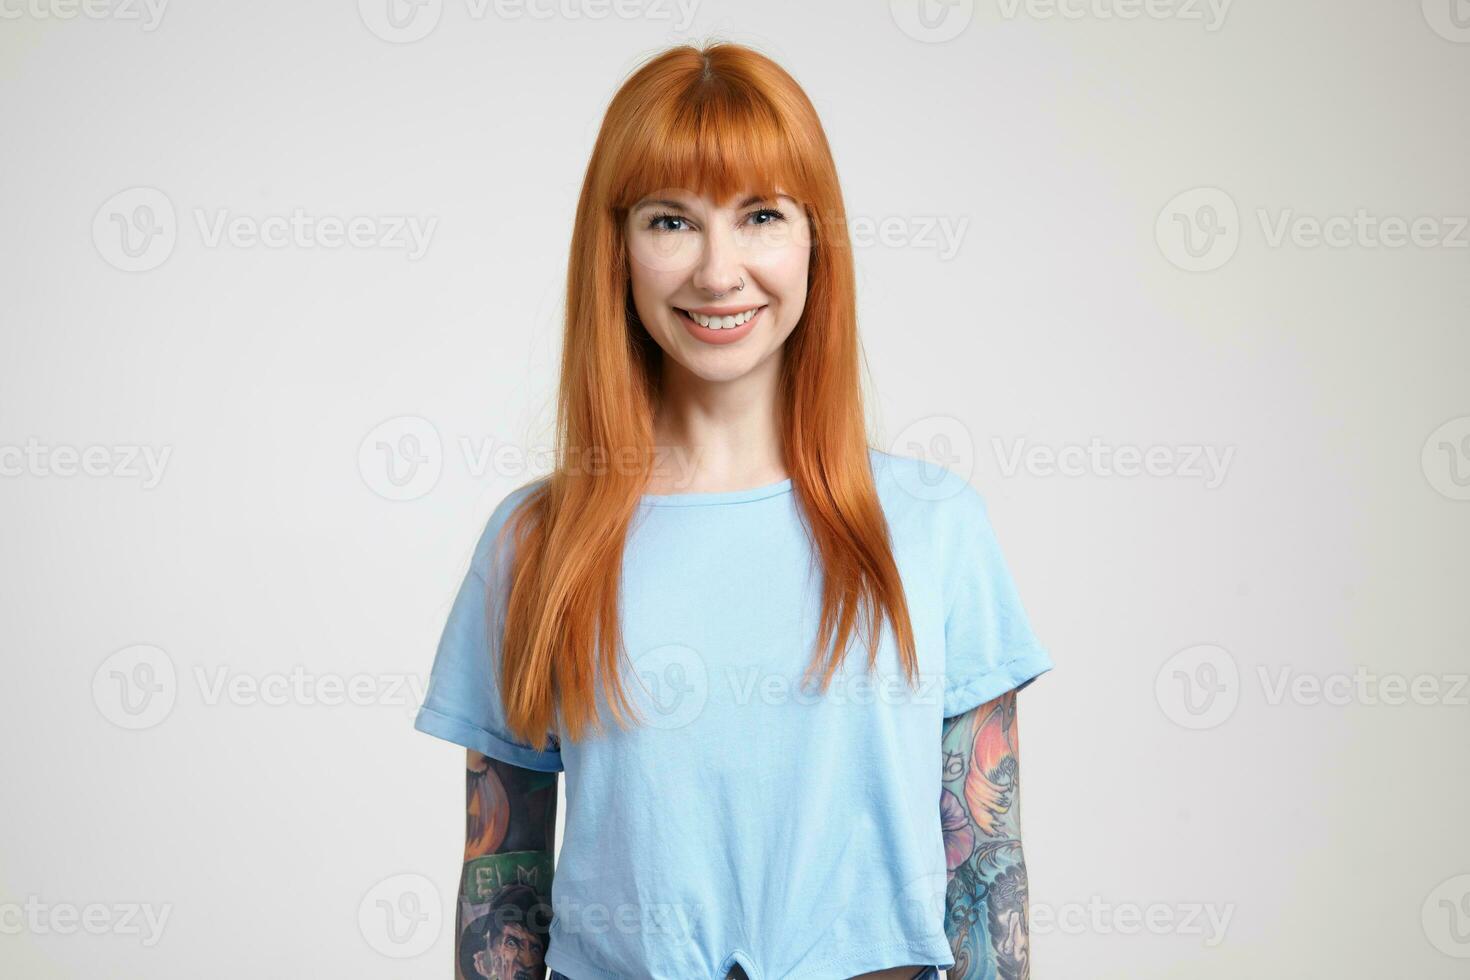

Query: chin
[679,355,762,384]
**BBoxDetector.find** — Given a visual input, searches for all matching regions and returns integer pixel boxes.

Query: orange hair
[497,40,917,750]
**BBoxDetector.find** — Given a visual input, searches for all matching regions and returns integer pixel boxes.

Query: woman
[414,41,1054,980]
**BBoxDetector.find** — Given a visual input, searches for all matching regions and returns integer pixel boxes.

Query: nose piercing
[710,276,745,300]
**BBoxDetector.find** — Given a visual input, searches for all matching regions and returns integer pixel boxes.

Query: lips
[673,305,766,346]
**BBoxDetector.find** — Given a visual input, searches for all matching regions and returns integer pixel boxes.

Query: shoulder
[868,445,987,536]
[467,476,552,582]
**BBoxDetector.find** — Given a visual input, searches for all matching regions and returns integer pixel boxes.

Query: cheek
[747,242,810,296]
[626,259,679,311]
[627,231,702,280]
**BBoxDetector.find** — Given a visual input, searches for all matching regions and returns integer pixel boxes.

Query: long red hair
[496,40,917,750]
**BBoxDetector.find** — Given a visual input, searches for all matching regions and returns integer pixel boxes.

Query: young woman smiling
[415,41,1053,980]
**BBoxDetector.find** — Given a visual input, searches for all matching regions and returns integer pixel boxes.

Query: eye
[748,208,786,226]
[645,211,689,232]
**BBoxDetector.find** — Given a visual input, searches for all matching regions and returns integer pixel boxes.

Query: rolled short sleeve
[413,486,563,772]
[941,484,1054,718]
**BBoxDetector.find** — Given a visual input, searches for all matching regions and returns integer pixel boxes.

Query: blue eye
[644,208,787,232]
[646,212,687,232]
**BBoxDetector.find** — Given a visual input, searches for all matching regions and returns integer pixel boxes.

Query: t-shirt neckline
[638,475,795,507]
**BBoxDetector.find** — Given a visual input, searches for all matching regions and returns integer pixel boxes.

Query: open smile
[672,304,767,346]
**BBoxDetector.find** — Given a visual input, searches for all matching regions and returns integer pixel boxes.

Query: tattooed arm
[940,691,1030,980]
[456,749,559,980]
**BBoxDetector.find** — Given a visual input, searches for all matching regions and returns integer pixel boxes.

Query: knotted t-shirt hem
[546,934,953,980]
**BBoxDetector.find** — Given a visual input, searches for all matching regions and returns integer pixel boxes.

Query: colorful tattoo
[457,750,558,980]
[940,692,1029,980]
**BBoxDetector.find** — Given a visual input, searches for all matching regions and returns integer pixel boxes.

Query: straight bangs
[608,85,818,221]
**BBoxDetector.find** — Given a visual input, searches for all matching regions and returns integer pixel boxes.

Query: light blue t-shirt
[414,447,1053,980]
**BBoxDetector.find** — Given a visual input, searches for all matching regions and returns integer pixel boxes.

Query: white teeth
[683,306,761,329]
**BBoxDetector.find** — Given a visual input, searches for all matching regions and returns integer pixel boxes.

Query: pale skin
[623,186,808,493]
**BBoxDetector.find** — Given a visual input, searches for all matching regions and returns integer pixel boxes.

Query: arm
[940,691,1030,980]
[456,748,559,980]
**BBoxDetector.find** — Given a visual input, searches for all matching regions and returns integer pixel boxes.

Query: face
[624,187,812,384]
[473,921,544,980]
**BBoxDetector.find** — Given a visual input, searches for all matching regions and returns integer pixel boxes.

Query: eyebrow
[634,194,782,213]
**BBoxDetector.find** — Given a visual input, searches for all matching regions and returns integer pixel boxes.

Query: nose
[689,221,746,297]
